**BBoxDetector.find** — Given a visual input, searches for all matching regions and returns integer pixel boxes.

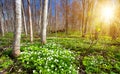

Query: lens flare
[101,6,114,23]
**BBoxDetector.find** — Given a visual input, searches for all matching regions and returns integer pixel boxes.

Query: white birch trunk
[38,0,42,35]
[41,0,49,44]
[0,15,4,36]
[12,0,22,57]
[27,0,33,42]
[22,2,27,36]
[0,1,4,36]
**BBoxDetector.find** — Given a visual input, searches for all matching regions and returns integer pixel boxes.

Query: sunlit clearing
[101,6,114,23]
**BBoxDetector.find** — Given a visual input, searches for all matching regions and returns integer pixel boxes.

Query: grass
[0,32,120,74]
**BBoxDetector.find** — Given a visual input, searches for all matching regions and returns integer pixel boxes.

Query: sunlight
[101,6,114,23]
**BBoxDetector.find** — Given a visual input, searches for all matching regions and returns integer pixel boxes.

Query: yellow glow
[101,6,114,23]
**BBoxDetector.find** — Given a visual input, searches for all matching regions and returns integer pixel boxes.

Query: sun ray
[100,5,115,23]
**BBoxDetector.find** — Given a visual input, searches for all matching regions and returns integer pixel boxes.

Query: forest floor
[0,33,120,74]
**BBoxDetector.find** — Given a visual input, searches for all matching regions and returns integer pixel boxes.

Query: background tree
[22,0,27,36]
[38,0,43,35]
[27,0,33,42]
[0,0,5,36]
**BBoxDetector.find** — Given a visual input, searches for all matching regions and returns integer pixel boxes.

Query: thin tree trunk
[22,0,27,36]
[11,0,15,33]
[82,0,85,37]
[34,0,37,32]
[4,0,9,33]
[41,0,49,44]
[83,16,88,36]
[0,15,4,36]
[65,0,68,35]
[12,0,22,57]
[55,0,57,34]
[27,0,33,42]
[0,0,5,36]
[38,0,43,35]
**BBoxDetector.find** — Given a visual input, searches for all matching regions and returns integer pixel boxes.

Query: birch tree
[0,0,5,36]
[27,0,33,42]
[22,0,27,36]
[41,0,49,44]
[12,0,22,57]
[0,15,4,36]
[38,0,43,35]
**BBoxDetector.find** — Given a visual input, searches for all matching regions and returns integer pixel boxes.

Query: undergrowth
[1,33,120,74]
